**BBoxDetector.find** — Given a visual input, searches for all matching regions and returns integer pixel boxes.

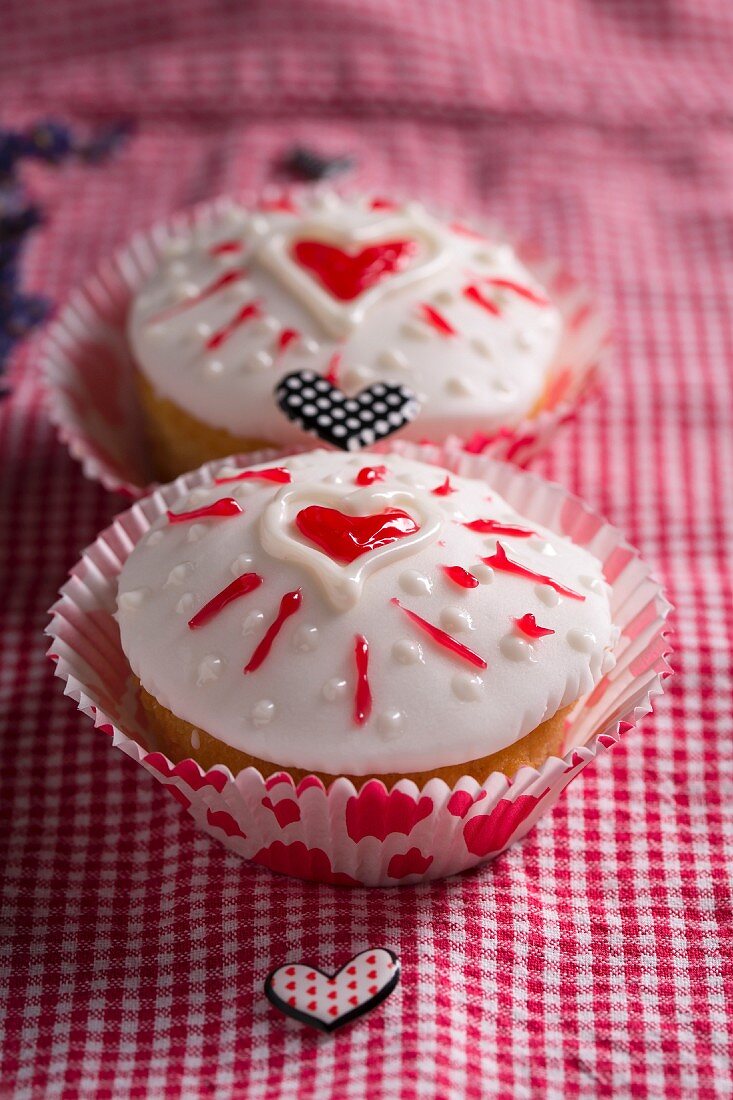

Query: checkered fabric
[1,1,732,1096]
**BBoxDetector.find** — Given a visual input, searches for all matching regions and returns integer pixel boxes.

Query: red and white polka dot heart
[265,948,400,1032]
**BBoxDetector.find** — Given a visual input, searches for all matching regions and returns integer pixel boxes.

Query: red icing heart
[292,239,418,301]
[296,506,420,564]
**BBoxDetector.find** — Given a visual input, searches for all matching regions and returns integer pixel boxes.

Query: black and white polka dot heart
[275,370,421,451]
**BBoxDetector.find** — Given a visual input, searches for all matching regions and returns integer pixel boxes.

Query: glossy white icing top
[116,452,617,775]
[128,194,562,445]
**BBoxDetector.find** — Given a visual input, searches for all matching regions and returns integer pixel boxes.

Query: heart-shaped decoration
[292,239,418,301]
[295,505,420,564]
[275,370,420,451]
[265,948,400,1032]
[255,208,455,337]
[261,482,443,609]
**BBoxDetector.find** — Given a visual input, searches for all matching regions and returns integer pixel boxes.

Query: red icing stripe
[324,351,341,386]
[206,301,262,350]
[150,270,248,322]
[464,518,536,537]
[432,476,456,496]
[278,328,299,352]
[486,278,549,307]
[188,572,263,629]
[391,598,487,670]
[215,467,291,485]
[260,195,297,213]
[442,565,479,589]
[244,589,302,673]
[209,240,243,256]
[355,465,387,486]
[463,284,501,316]
[369,197,397,211]
[514,613,555,639]
[354,634,372,726]
[167,498,242,523]
[482,542,585,600]
[418,303,456,336]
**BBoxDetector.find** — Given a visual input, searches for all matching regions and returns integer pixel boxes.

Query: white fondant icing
[128,195,562,446]
[117,451,616,775]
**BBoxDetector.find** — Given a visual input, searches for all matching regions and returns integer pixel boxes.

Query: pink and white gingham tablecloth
[1,1,732,1096]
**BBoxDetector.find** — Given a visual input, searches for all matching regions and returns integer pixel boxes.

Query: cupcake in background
[128,194,563,480]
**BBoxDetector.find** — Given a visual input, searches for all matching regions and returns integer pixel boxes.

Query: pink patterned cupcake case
[46,443,671,886]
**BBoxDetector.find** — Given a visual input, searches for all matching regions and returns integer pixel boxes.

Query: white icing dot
[445,376,476,397]
[227,278,256,301]
[601,650,617,675]
[516,330,537,351]
[118,587,149,610]
[299,338,320,355]
[567,628,596,654]
[500,635,536,662]
[491,378,515,396]
[164,237,188,257]
[470,337,492,359]
[197,654,224,684]
[251,699,275,726]
[147,323,167,339]
[452,673,484,701]
[225,207,248,227]
[195,321,213,338]
[322,678,348,702]
[535,584,561,607]
[472,248,496,265]
[379,348,409,371]
[472,563,495,584]
[311,190,340,210]
[249,214,269,235]
[164,562,194,587]
[175,593,195,616]
[580,574,605,594]
[145,529,164,547]
[401,320,430,340]
[190,729,201,750]
[432,288,456,306]
[344,365,373,388]
[204,358,226,376]
[292,624,319,652]
[377,710,404,739]
[231,553,254,576]
[177,280,200,300]
[323,472,345,485]
[187,488,212,506]
[399,570,433,597]
[187,523,207,543]
[530,538,557,556]
[392,639,425,665]
[242,609,265,636]
[245,350,273,372]
[440,606,474,633]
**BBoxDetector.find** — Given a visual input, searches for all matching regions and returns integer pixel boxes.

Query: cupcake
[115,451,618,787]
[128,194,563,480]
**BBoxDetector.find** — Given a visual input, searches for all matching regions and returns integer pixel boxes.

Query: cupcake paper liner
[40,193,611,498]
[46,442,672,886]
